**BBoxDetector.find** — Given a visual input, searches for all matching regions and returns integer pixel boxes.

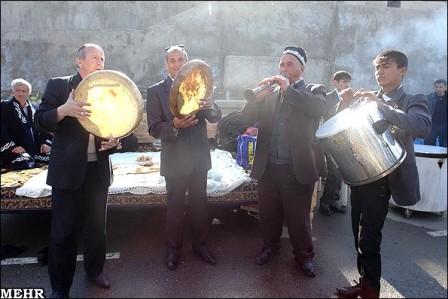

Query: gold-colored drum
[169,59,213,118]
[74,70,144,138]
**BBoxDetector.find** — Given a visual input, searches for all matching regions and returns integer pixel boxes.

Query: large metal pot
[315,100,406,186]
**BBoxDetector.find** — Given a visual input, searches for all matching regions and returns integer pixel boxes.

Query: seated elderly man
[1,78,52,170]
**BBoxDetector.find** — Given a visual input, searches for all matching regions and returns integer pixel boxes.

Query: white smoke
[337,6,447,95]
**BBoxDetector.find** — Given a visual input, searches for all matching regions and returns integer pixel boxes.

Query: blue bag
[236,126,258,167]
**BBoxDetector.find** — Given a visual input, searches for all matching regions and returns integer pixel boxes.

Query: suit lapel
[379,86,406,109]
[162,77,173,113]
[281,79,306,121]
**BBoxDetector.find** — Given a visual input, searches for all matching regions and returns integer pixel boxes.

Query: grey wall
[1,1,447,101]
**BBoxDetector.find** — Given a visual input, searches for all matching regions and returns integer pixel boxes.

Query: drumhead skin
[74,70,144,138]
[169,59,213,118]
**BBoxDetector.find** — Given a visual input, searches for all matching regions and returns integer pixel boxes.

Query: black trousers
[350,176,390,295]
[258,163,314,264]
[165,169,209,254]
[319,153,342,207]
[48,162,108,292]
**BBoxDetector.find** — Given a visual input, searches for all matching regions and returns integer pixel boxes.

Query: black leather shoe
[300,261,316,278]
[90,272,110,289]
[50,291,69,298]
[254,247,279,265]
[329,203,346,214]
[165,252,179,270]
[319,206,331,216]
[336,279,361,298]
[37,246,49,266]
[194,248,216,265]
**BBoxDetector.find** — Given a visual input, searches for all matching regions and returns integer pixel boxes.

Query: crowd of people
[1,42,443,298]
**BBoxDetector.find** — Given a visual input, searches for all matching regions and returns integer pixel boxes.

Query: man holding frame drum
[146,44,222,271]
[34,43,120,298]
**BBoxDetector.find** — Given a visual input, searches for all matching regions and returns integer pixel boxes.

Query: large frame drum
[74,70,144,138]
[169,59,213,118]
[390,144,447,218]
[315,100,406,186]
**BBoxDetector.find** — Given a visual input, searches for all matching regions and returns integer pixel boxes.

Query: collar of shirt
[336,90,343,100]
[382,94,392,102]
[23,102,31,116]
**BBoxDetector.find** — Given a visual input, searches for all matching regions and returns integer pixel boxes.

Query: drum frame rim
[343,150,407,186]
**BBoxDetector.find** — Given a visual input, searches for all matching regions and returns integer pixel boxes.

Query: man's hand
[99,135,120,152]
[199,96,214,110]
[173,114,198,129]
[11,146,26,154]
[40,144,51,154]
[57,89,92,121]
[340,87,357,103]
[353,88,380,101]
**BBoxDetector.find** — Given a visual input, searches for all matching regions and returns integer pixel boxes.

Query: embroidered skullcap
[282,46,307,66]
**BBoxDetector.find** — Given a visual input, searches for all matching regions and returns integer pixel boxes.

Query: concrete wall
[1,1,447,102]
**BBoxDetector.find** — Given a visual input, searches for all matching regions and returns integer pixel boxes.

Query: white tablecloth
[16,149,249,198]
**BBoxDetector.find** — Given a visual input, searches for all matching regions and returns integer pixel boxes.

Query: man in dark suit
[424,78,447,147]
[146,45,222,270]
[318,70,354,216]
[336,49,431,298]
[34,43,119,298]
[241,46,327,278]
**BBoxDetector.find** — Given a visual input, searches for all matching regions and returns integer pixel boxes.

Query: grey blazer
[376,85,431,206]
[241,79,327,184]
[323,89,340,122]
[146,76,222,177]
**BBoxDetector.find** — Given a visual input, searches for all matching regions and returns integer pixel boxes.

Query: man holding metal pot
[335,49,431,298]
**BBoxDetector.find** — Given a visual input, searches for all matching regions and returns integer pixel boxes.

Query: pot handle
[371,118,391,135]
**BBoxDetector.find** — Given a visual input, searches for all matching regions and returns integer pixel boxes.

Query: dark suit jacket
[426,90,446,117]
[146,76,222,177]
[241,79,327,184]
[376,85,431,206]
[34,72,114,190]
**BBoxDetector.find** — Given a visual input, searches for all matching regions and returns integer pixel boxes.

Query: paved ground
[1,200,446,298]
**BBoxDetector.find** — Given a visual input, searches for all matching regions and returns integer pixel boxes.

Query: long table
[1,181,258,212]
[1,146,258,213]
